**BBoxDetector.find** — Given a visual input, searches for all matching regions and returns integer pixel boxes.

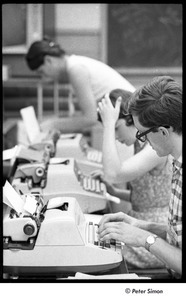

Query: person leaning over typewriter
[25,37,135,134]
[97,76,182,278]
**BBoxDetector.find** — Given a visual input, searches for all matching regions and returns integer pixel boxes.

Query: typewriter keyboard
[87,150,102,163]
[81,176,106,194]
[87,222,122,251]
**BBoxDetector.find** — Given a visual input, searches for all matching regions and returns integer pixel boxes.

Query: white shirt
[66,55,136,101]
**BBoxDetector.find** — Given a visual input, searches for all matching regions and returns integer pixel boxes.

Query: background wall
[3,4,182,76]
[55,4,103,60]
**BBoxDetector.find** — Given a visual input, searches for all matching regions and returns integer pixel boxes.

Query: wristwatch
[145,234,158,252]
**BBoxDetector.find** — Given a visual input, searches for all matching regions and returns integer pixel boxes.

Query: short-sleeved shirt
[166,155,182,278]
[66,55,136,101]
[125,141,172,269]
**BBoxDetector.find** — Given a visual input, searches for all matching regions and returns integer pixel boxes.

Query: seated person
[94,88,172,269]
[98,76,182,278]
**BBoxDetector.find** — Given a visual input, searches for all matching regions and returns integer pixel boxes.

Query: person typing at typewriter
[25,37,135,134]
[93,88,172,270]
[97,76,182,278]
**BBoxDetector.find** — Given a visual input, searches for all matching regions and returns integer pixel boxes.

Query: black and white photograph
[1,3,183,298]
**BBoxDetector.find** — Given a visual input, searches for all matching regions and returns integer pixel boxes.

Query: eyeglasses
[136,125,170,142]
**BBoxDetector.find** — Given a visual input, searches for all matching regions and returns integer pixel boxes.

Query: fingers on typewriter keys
[110,239,116,250]
[105,240,111,248]
[116,241,122,251]
[88,223,118,249]
[100,241,105,248]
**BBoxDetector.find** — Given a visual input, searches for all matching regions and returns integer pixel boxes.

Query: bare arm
[112,144,168,183]
[98,213,182,275]
[108,186,131,202]
[90,169,131,201]
[101,182,131,202]
[99,95,167,184]
[98,212,168,239]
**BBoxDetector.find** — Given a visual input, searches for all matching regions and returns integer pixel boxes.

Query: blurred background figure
[25,38,135,134]
[3,4,182,150]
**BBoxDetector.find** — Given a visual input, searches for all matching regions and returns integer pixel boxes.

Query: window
[2,4,43,54]
[108,4,182,68]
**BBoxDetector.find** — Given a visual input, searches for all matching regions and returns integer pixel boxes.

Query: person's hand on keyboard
[90,169,104,181]
[91,169,117,197]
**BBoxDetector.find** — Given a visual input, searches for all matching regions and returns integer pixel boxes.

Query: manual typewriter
[3,145,50,185]
[20,106,102,173]
[7,144,51,190]
[3,195,124,279]
[12,158,120,214]
[20,106,60,157]
[56,133,103,164]
[27,128,60,157]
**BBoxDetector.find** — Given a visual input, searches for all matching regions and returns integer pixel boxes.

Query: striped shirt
[166,155,182,278]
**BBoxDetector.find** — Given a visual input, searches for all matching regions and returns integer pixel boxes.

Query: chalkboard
[108,4,182,68]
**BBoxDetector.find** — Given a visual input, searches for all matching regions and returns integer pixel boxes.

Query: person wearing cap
[25,38,135,133]
[97,76,182,278]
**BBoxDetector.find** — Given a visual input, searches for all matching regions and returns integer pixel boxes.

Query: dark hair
[127,76,182,134]
[97,89,134,126]
[25,37,66,70]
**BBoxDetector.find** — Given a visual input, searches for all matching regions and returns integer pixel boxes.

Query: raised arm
[99,95,168,184]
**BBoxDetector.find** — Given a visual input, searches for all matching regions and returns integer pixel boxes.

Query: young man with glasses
[136,125,170,143]
[98,76,182,278]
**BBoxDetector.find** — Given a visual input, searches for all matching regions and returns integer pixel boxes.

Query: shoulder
[139,142,168,167]
[67,55,89,76]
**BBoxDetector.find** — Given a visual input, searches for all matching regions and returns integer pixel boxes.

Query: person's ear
[44,55,52,66]
[159,126,170,137]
